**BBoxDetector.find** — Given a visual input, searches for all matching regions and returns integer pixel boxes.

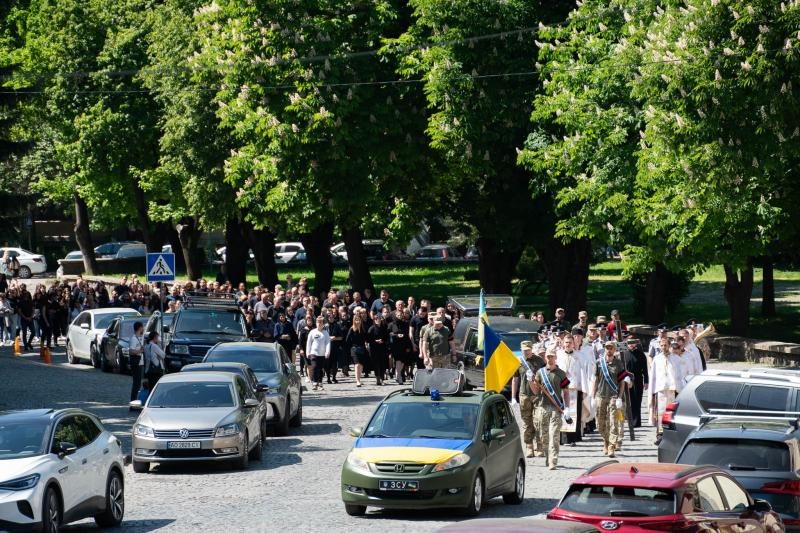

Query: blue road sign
[147,253,176,282]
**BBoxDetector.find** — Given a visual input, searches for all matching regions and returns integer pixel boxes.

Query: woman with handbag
[128,322,145,404]
[345,315,369,387]
[144,331,166,387]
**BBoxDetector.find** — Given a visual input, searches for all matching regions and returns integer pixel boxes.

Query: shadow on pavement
[302,393,386,408]
[368,496,559,521]
[63,518,176,531]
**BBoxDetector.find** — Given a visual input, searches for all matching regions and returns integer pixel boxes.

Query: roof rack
[411,368,466,396]
[182,292,240,309]
[585,460,619,475]
[707,408,800,417]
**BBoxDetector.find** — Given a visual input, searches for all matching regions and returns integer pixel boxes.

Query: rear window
[559,485,675,517]
[677,438,791,472]
[695,381,744,412]
[204,349,280,374]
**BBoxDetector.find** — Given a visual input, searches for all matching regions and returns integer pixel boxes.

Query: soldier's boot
[525,444,534,458]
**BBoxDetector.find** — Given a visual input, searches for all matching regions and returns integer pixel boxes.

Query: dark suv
[658,368,800,463]
[161,294,249,370]
[673,417,800,531]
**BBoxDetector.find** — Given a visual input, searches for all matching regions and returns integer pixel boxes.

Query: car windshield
[174,309,245,335]
[500,332,537,349]
[147,382,235,408]
[678,438,796,517]
[0,421,49,459]
[205,349,280,373]
[559,484,676,517]
[363,402,479,440]
[96,312,139,330]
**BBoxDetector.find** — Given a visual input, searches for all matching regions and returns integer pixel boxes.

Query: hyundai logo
[179,428,189,439]
[394,464,405,473]
[600,521,619,530]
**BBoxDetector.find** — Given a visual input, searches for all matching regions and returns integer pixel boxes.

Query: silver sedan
[130,371,264,473]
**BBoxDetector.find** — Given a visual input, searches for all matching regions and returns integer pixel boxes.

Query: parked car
[282,249,346,266]
[130,371,264,472]
[547,461,784,532]
[114,243,147,259]
[274,242,305,263]
[341,368,525,517]
[162,294,248,370]
[330,239,391,261]
[66,308,142,367]
[673,417,800,530]
[658,367,800,463]
[0,408,126,531]
[0,246,47,278]
[94,240,142,258]
[99,316,143,373]
[202,342,302,436]
[415,243,462,261]
[56,250,84,278]
[215,246,254,262]
[180,362,273,442]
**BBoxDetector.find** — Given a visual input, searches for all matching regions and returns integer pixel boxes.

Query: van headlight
[434,453,470,472]
[346,452,370,473]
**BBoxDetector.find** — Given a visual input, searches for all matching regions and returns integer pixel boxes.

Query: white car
[274,242,304,263]
[0,408,126,531]
[66,308,142,367]
[0,247,47,278]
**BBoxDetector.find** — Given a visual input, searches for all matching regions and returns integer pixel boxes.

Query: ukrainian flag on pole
[483,321,521,393]
[477,289,487,351]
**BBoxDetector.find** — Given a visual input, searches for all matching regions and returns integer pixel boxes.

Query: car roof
[182,362,250,372]
[690,418,800,440]
[0,408,91,423]
[383,390,501,406]
[699,368,800,384]
[208,341,276,351]
[459,316,538,332]
[158,371,238,383]
[85,307,140,316]
[574,462,721,489]
[448,294,515,316]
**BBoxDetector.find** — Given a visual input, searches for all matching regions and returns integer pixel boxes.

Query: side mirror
[80,323,90,330]
[750,499,773,513]
[128,400,143,411]
[255,383,269,393]
[243,398,260,408]
[484,428,506,442]
[57,442,77,458]
[284,363,294,375]
[348,426,363,437]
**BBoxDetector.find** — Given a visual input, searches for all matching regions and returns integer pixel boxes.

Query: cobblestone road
[2,343,734,532]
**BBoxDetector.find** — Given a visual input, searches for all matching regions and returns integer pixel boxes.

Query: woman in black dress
[389,309,413,385]
[367,315,389,385]
[345,315,369,387]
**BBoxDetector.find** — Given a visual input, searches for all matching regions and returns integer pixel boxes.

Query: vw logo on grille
[394,464,405,473]
[179,428,190,439]
[600,521,619,530]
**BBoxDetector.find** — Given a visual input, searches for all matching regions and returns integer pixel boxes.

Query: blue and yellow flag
[483,322,521,393]
[477,288,487,351]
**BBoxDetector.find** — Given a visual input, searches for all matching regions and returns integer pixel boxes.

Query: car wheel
[66,340,79,365]
[132,460,149,474]
[94,469,124,527]
[90,344,101,369]
[344,504,366,517]
[249,429,263,461]
[19,265,32,279]
[464,472,484,516]
[260,416,268,442]
[235,431,250,469]
[41,486,61,533]
[275,399,291,436]
[289,394,302,428]
[502,461,525,504]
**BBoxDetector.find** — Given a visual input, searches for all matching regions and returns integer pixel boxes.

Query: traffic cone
[13,337,21,356]
[43,346,51,365]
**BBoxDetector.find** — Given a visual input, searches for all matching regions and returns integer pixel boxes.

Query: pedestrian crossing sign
[147,253,175,282]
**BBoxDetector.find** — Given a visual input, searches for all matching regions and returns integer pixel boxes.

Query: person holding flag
[476,289,487,351]
[529,347,571,470]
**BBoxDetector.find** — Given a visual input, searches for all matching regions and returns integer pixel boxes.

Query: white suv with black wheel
[0,408,126,531]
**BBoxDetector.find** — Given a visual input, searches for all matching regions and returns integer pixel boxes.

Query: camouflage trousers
[535,405,562,466]
[596,396,623,449]
[519,396,542,451]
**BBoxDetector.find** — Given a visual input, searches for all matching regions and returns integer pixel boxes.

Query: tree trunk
[761,256,776,317]
[224,217,248,288]
[132,182,156,252]
[247,224,277,288]
[74,193,98,275]
[643,263,670,324]
[476,237,523,293]
[723,261,754,336]
[343,226,373,293]
[537,238,592,321]
[176,218,202,281]
[300,222,334,298]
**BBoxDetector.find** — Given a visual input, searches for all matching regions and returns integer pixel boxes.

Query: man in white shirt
[305,316,330,390]
[649,337,678,444]
[557,334,585,445]
[128,321,145,405]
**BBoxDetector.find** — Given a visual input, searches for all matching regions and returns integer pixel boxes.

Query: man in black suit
[620,336,649,427]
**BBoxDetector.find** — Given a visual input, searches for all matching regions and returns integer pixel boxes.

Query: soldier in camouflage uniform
[591,340,633,457]
[511,341,546,458]
[529,347,571,470]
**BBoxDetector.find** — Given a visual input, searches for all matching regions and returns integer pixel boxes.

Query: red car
[547,461,784,532]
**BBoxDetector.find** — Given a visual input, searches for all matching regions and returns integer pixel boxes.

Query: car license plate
[379,480,419,491]
[166,441,201,449]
